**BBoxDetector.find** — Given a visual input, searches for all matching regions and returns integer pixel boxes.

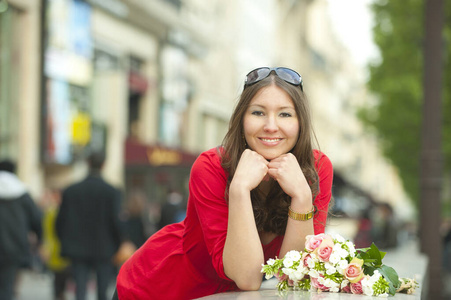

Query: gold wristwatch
[288,206,315,221]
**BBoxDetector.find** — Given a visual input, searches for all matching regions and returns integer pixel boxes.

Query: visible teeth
[261,138,281,142]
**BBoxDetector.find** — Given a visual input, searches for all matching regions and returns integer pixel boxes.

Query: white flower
[346,242,356,255]
[319,277,340,291]
[330,286,340,293]
[285,250,301,261]
[362,273,383,297]
[267,258,276,266]
[306,259,315,269]
[341,279,350,289]
[369,271,382,284]
[363,286,374,296]
[291,269,306,281]
[336,259,348,274]
[322,277,332,286]
[283,258,294,268]
[324,263,337,275]
[296,264,308,274]
[362,277,375,296]
[332,234,346,243]
[329,252,340,264]
[282,268,295,278]
[308,269,320,279]
[265,273,274,280]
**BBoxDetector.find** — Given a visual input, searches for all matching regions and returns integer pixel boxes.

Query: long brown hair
[221,74,319,235]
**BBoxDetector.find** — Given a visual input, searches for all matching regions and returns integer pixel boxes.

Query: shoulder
[313,150,333,175]
[191,147,228,180]
[63,176,118,194]
[62,177,86,194]
[193,147,222,169]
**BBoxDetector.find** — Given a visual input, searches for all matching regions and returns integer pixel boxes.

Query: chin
[259,151,283,160]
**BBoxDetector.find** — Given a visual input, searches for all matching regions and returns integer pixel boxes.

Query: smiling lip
[259,137,283,146]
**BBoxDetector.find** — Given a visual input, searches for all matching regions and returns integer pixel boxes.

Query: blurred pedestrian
[56,152,123,300]
[121,190,147,248]
[372,203,397,249]
[114,67,333,299]
[111,190,147,268]
[40,188,71,300]
[0,160,43,300]
[353,207,373,248]
[442,220,451,273]
[158,188,185,229]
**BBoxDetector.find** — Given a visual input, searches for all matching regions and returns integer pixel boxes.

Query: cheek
[243,116,258,138]
[285,121,300,142]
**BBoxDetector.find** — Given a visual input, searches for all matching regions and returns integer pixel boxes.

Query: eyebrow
[248,104,295,110]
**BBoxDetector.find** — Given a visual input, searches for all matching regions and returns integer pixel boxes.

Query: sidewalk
[16,270,116,300]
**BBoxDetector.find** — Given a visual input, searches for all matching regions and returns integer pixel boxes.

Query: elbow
[234,274,263,291]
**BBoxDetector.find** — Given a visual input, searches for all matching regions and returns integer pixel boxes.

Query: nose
[263,115,278,132]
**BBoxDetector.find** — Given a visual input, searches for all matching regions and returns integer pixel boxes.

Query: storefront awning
[125,138,199,167]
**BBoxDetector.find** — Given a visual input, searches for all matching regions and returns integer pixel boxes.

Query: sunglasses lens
[276,68,302,85]
[245,67,303,91]
[246,67,271,85]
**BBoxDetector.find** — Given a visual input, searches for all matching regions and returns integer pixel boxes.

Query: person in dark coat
[56,152,122,300]
[0,160,43,300]
[158,188,185,229]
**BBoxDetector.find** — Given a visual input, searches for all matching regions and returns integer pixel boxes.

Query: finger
[267,161,280,169]
[267,168,280,179]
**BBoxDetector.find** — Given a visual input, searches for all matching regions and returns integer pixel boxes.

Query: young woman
[114,67,333,299]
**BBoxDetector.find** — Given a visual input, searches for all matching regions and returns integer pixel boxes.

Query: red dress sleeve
[313,150,334,234]
[188,149,232,282]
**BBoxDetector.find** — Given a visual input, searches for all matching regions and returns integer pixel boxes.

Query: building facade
[0,0,413,224]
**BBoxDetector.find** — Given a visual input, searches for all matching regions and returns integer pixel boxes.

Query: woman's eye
[280,112,292,117]
[251,111,264,116]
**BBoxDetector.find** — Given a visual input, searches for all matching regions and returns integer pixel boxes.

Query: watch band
[288,206,315,221]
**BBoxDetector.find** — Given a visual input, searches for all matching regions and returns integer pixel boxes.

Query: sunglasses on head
[244,67,303,91]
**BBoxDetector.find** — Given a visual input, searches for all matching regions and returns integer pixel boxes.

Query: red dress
[116,148,333,300]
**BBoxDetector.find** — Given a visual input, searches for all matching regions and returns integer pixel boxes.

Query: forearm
[223,183,264,290]
[279,196,314,258]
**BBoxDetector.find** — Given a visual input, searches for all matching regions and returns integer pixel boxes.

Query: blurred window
[0,6,20,159]
[166,0,182,10]
[128,56,147,138]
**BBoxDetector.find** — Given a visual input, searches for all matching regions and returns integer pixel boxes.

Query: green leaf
[364,265,376,276]
[379,265,401,288]
[377,264,401,296]
[387,282,397,296]
[359,243,384,267]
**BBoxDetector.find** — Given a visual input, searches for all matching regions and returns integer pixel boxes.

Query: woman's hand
[231,149,269,192]
[267,153,312,203]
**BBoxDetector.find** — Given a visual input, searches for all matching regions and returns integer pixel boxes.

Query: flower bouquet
[261,233,419,297]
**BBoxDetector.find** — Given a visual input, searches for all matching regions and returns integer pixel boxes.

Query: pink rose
[314,236,334,262]
[341,284,351,293]
[311,275,330,291]
[305,233,327,252]
[350,278,364,294]
[344,258,364,283]
[302,253,312,267]
[275,271,288,282]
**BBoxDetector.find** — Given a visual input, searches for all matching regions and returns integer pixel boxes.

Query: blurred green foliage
[358,0,451,208]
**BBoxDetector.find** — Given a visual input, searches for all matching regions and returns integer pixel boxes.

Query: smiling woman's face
[243,85,300,160]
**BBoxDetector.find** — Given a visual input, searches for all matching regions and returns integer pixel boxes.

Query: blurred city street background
[1,0,450,299]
